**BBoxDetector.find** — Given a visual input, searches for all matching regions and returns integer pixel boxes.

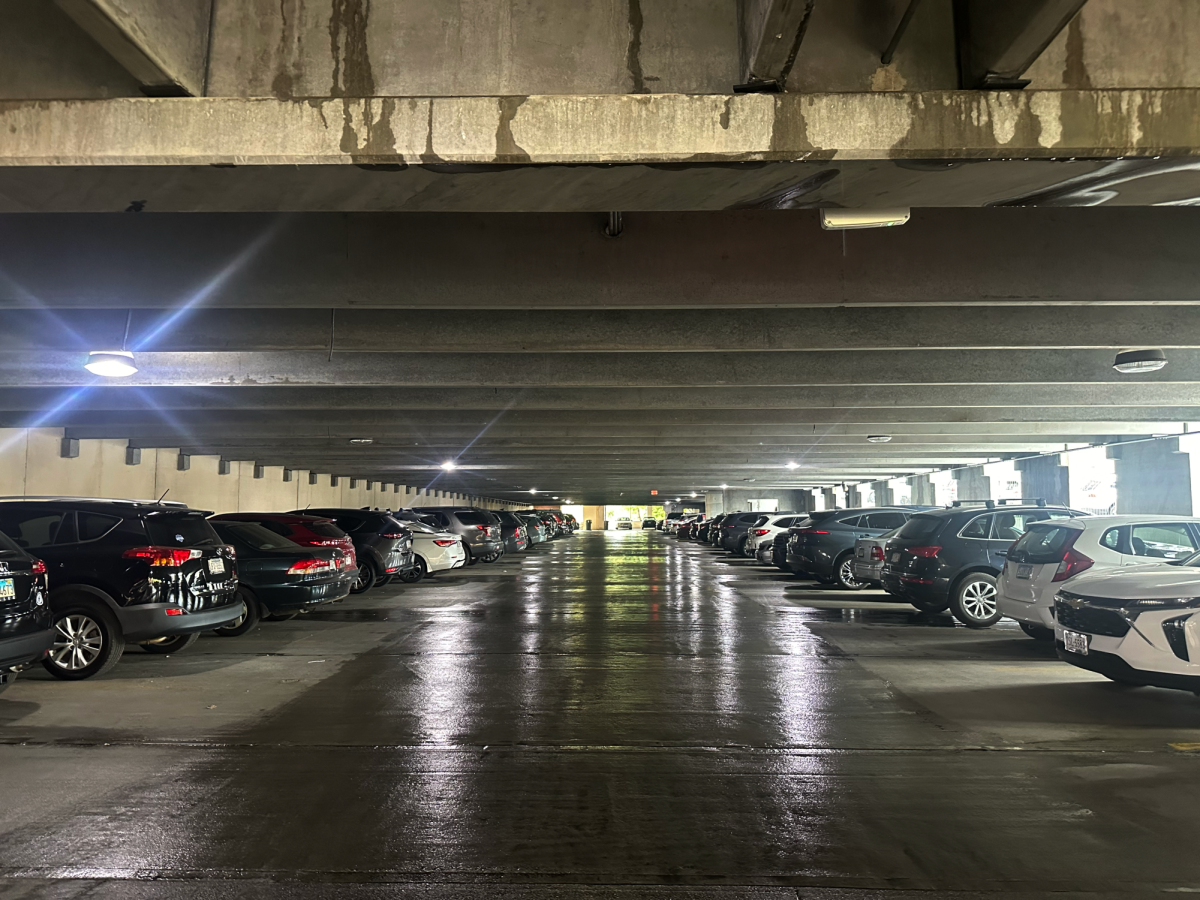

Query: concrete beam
[13,304,1200,353]
[739,0,815,85]
[957,0,1088,88]
[1,91,1196,169]
[54,0,212,96]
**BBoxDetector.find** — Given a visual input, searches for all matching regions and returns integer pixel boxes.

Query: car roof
[212,512,335,523]
[0,496,192,510]
[1029,514,1200,528]
[915,504,1078,518]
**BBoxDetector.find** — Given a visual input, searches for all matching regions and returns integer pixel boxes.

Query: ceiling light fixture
[349,438,373,445]
[867,435,893,443]
[529,488,538,494]
[720,483,728,490]
[1113,348,1168,374]
[440,460,457,471]
[84,350,137,378]
[785,461,800,470]
[690,492,697,498]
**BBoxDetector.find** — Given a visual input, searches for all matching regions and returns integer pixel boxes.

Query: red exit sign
[650,490,658,495]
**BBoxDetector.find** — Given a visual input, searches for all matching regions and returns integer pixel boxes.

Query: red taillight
[752,529,770,536]
[381,532,407,539]
[433,539,457,547]
[30,558,47,575]
[122,546,201,566]
[797,529,829,535]
[288,558,334,575]
[1052,547,1094,582]
[906,546,942,558]
[869,546,884,561]
[164,607,185,616]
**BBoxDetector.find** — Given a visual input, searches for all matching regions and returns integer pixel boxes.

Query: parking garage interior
[4,1,1200,898]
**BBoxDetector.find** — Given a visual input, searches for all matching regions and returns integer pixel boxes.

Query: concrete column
[1113,439,1192,515]
[909,475,936,506]
[1016,454,1070,506]
[873,482,893,507]
[955,467,990,503]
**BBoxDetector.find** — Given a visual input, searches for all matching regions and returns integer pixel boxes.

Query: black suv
[411,508,504,564]
[294,508,415,592]
[881,500,1087,626]
[0,499,241,680]
[0,529,53,694]
[787,508,925,589]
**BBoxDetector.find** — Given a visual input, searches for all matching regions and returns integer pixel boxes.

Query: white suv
[745,514,808,560]
[998,515,1200,640]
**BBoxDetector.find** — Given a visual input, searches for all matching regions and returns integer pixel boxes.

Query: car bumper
[880,570,950,600]
[790,552,833,579]
[997,593,1055,629]
[253,576,356,612]
[851,560,883,582]
[121,600,245,641]
[1057,643,1200,693]
[0,627,54,670]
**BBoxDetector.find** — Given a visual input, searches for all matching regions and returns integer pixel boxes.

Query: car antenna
[157,488,170,503]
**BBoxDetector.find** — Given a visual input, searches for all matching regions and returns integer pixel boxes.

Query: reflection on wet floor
[2,530,1200,898]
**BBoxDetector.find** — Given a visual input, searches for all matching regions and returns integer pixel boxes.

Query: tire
[141,632,200,654]
[1019,622,1055,642]
[834,553,865,591]
[376,575,394,587]
[481,550,502,563]
[398,556,427,583]
[43,598,126,680]
[464,546,478,567]
[351,559,378,594]
[736,537,748,557]
[911,597,951,613]
[950,573,1001,628]
[214,590,259,637]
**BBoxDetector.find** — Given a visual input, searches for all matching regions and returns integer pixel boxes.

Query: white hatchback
[998,515,1200,640]
[744,513,808,559]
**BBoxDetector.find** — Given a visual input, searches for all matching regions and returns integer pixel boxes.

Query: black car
[411,507,504,563]
[0,499,241,680]
[702,514,729,544]
[787,508,923,589]
[293,508,415,592]
[881,500,1088,626]
[208,520,356,635]
[493,510,530,554]
[0,529,53,694]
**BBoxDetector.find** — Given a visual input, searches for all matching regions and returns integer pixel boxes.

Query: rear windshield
[896,515,942,542]
[0,528,25,561]
[212,522,299,552]
[307,521,347,539]
[1008,523,1079,564]
[144,513,221,547]
[405,521,437,534]
[453,511,493,526]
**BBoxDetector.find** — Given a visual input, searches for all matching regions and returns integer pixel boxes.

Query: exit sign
[650,490,658,495]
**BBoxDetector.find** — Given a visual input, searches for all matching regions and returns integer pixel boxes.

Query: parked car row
[0,497,575,689]
[664,500,1200,698]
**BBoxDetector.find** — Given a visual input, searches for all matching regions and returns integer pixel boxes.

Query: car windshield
[454,511,493,526]
[213,522,300,552]
[406,521,438,534]
[0,528,26,561]
[1171,549,1200,567]
[144,512,221,547]
[1008,523,1080,564]
[896,515,941,541]
[306,521,347,538]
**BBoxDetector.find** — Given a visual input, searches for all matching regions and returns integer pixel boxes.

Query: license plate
[1016,564,1034,579]
[891,552,901,562]
[207,558,225,575]
[0,578,13,600]
[1063,629,1090,655]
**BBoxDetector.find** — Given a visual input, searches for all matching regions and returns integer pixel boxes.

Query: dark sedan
[291,508,415,592]
[209,521,356,635]
[0,530,52,694]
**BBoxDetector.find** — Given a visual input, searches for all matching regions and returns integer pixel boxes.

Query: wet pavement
[2,530,1200,899]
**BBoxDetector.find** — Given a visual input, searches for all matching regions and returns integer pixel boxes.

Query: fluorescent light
[867,435,892,443]
[1113,349,1167,373]
[440,460,457,471]
[821,208,910,230]
[529,488,538,494]
[349,438,373,444]
[785,461,800,470]
[690,492,697,498]
[84,350,137,377]
[720,483,728,489]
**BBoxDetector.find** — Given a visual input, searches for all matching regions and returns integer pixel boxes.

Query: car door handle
[996,550,1008,556]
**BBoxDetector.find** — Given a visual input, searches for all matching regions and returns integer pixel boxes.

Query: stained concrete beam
[738,0,816,85]
[957,0,1088,88]
[1,90,1197,168]
[54,0,212,96]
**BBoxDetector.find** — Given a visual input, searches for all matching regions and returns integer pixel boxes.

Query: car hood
[1063,564,1200,600]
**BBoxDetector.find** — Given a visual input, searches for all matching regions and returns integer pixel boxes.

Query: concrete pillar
[1113,439,1192,515]
[872,481,893,507]
[1016,455,1069,506]
[909,475,936,506]
[955,467,990,503]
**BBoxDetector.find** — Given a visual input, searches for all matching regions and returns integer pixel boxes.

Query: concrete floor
[1,531,1199,900]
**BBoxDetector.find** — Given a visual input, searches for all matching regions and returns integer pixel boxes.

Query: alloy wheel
[51,614,104,672]
[960,579,998,621]
[839,557,861,589]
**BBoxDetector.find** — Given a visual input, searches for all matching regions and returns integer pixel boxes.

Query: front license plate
[207,558,224,575]
[1016,564,1034,579]
[0,578,13,600]
[1063,629,1090,655]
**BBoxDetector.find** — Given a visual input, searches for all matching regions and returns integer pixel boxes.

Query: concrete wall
[1111,439,1192,516]
[0,428,521,514]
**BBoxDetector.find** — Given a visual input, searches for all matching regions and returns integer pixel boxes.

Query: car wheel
[398,557,426,583]
[481,550,502,563]
[141,632,200,654]
[214,590,259,637]
[950,573,1001,628]
[43,599,125,680]
[736,537,748,556]
[463,546,478,566]
[351,559,378,593]
[835,553,865,591]
[1019,622,1055,642]
[376,574,394,587]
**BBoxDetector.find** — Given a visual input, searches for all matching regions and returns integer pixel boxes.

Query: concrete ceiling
[3,207,1199,504]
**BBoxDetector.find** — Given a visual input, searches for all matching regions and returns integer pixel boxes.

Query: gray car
[293,508,416,592]
[410,507,505,565]
[852,527,903,588]
[786,507,923,590]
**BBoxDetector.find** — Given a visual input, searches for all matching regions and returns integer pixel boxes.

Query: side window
[77,512,121,542]
[839,516,862,528]
[868,512,907,530]
[960,515,991,539]
[991,511,1050,540]
[0,510,68,549]
[1129,523,1197,560]
[1046,510,1073,519]
[1100,527,1124,552]
[776,518,795,528]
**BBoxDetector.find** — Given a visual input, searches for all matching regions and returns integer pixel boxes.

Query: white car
[1055,561,1200,694]
[745,513,808,559]
[998,515,1200,640]
[615,518,633,530]
[397,520,466,581]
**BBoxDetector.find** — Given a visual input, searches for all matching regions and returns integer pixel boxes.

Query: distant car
[0,528,52,694]
[0,498,241,680]
[516,512,548,544]
[722,512,782,554]
[616,518,633,530]
[788,508,922,589]
[292,508,416,591]
[409,507,504,564]
[493,510,530,554]
[746,514,806,560]
[642,518,658,529]
[881,501,1088,627]
[1055,558,1200,694]
[390,519,467,581]
[208,520,355,634]
[998,515,1200,640]
[852,527,903,588]
[209,512,357,570]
